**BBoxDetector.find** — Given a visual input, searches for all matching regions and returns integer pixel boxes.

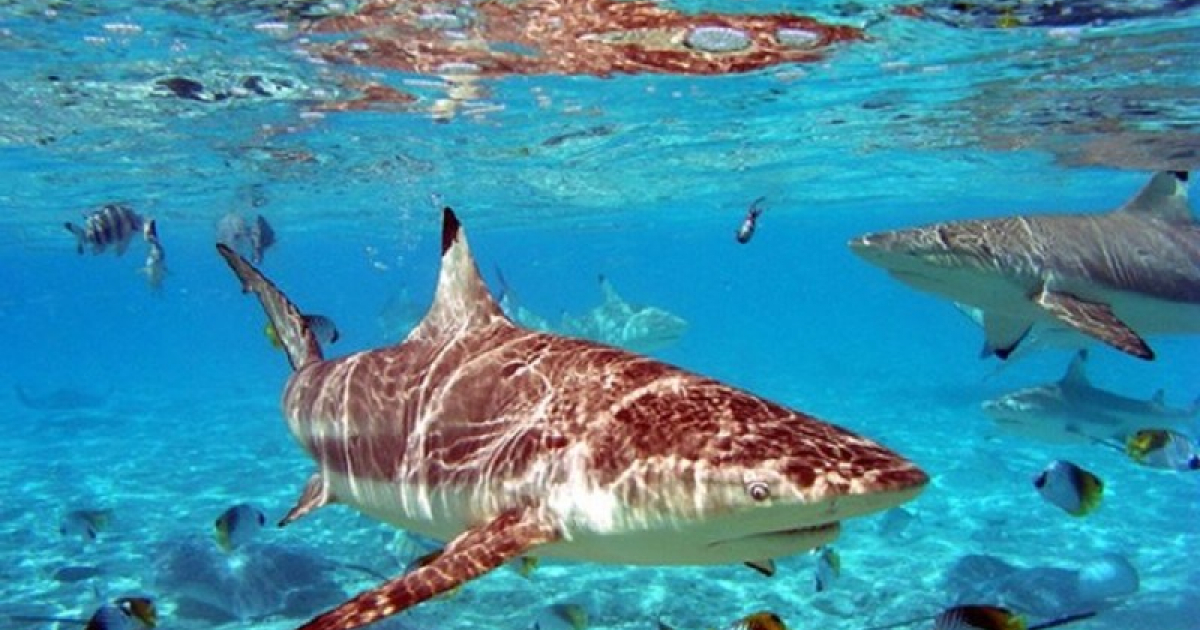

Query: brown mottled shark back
[217,208,927,630]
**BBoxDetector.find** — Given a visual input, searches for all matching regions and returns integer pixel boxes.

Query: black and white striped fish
[65,203,145,256]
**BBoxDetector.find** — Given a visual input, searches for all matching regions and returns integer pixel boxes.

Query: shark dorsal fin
[598,274,621,305]
[1062,349,1090,386]
[1118,171,1192,223]
[417,208,508,336]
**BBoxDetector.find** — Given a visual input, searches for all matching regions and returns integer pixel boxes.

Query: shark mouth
[709,520,840,548]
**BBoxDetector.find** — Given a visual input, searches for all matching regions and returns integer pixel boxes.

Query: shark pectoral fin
[1034,289,1154,360]
[744,559,776,577]
[297,507,561,630]
[981,312,1032,360]
[216,244,324,370]
[279,472,337,527]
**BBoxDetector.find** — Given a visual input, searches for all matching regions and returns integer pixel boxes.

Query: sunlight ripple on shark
[216,208,928,630]
[850,171,1198,361]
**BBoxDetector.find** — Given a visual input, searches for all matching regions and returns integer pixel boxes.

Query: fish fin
[1117,171,1192,223]
[297,507,560,630]
[744,559,776,577]
[416,208,508,337]
[279,473,337,527]
[1061,349,1090,386]
[981,312,1032,360]
[598,274,621,305]
[494,264,511,302]
[216,243,324,370]
[64,222,85,254]
[1150,389,1166,407]
[1027,611,1098,630]
[953,301,985,328]
[1072,469,1104,517]
[1033,289,1153,360]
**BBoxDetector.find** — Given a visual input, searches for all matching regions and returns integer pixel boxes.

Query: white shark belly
[325,469,918,566]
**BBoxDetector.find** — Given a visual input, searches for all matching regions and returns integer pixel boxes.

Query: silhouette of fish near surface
[216,208,928,630]
[850,171,1198,361]
[983,350,1199,444]
[14,385,110,411]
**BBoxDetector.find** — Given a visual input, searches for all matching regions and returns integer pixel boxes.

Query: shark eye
[746,480,771,502]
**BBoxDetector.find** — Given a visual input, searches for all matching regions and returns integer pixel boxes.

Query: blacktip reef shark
[850,171,1198,361]
[982,349,1199,445]
[559,274,689,354]
[216,208,928,630]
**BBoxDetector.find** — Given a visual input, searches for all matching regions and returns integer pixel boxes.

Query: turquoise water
[2,2,1199,629]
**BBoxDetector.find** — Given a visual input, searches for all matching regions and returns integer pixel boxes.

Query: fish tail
[64,222,85,254]
[216,244,323,370]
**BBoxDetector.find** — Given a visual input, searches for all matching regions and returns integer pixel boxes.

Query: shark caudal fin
[297,508,560,630]
[415,208,508,337]
[216,244,324,370]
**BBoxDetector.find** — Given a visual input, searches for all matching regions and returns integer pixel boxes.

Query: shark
[14,385,111,411]
[216,208,929,630]
[559,274,689,354]
[982,349,1199,444]
[849,171,1198,361]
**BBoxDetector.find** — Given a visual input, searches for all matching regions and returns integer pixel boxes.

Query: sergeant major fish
[65,204,146,256]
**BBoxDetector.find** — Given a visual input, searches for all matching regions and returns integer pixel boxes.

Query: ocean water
[2,1,1199,629]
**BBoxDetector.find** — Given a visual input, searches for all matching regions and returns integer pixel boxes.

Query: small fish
[735,196,767,244]
[1125,429,1200,471]
[1033,460,1103,517]
[266,314,339,349]
[52,565,104,583]
[250,214,276,264]
[934,605,1025,630]
[215,212,275,264]
[86,597,157,630]
[139,219,167,291]
[658,612,789,630]
[213,503,266,552]
[10,596,157,630]
[65,203,145,256]
[60,509,113,541]
[729,611,789,630]
[814,545,840,592]
[862,606,1095,630]
[531,603,588,630]
[511,555,539,579]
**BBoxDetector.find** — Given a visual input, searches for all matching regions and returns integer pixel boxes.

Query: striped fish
[65,203,145,256]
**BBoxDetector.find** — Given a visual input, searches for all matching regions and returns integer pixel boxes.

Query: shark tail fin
[216,244,323,370]
[1118,171,1191,223]
[418,208,507,335]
